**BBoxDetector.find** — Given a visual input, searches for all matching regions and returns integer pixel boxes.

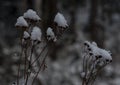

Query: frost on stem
[54,12,68,28]
[81,41,112,85]
[31,26,42,43]
[46,27,57,42]
[23,9,41,22]
[15,16,28,28]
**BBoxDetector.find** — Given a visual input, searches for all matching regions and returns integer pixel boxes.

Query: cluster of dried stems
[14,10,112,85]
[15,15,68,85]
[81,42,112,85]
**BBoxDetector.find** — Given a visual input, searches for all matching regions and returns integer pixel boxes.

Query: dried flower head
[23,9,41,22]
[46,27,57,42]
[54,12,68,28]
[15,16,28,29]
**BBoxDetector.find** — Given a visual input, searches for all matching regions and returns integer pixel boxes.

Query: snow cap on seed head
[46,27,57,42]
[23,31,30,39]
[23,9,41,21]
[15,16,28,28]
[84,41,112,61]
[54,12,68,28]
[31,26,42,42]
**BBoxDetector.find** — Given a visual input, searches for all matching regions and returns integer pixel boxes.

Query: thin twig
[31,44,48,66]
[31,50,49,85]
[25,45,34,85]
[17,30,24,85]
[90,63,107,85]
[24,49,28,79]
[17,50,23,85]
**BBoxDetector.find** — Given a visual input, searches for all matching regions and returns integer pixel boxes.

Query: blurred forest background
[0,0,120,85]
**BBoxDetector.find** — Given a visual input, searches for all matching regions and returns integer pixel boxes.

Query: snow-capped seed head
[100,49,112,60]
[23,31,30,39]
[84,41,112,62]
[31,26,42,42]
[15,16,28,28]
[92,42,97,46]
[23,9,41,21]
[46,27,57,42]
[54,12,68,28]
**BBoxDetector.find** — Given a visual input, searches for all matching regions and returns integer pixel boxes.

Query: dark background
[0,0,120,85]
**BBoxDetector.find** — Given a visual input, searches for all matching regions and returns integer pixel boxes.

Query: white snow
[23,31,30,39]
[54,12,68,28]
[99,49,112,60]
[91,42,97,46]
[15,16,28,27]
[84,41,112,61]
[23,9,41,21]
[31,26,42,41]
[90,43,101,56]
[46,27,57,42]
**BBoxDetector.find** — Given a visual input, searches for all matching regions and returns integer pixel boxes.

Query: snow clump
[23,9,41,21]
[46,27,57,42]
[15,16,28,27]
[84,41,112,62]
[23,31,30,39]
[31,26,42,41]
[54,12,68,28]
